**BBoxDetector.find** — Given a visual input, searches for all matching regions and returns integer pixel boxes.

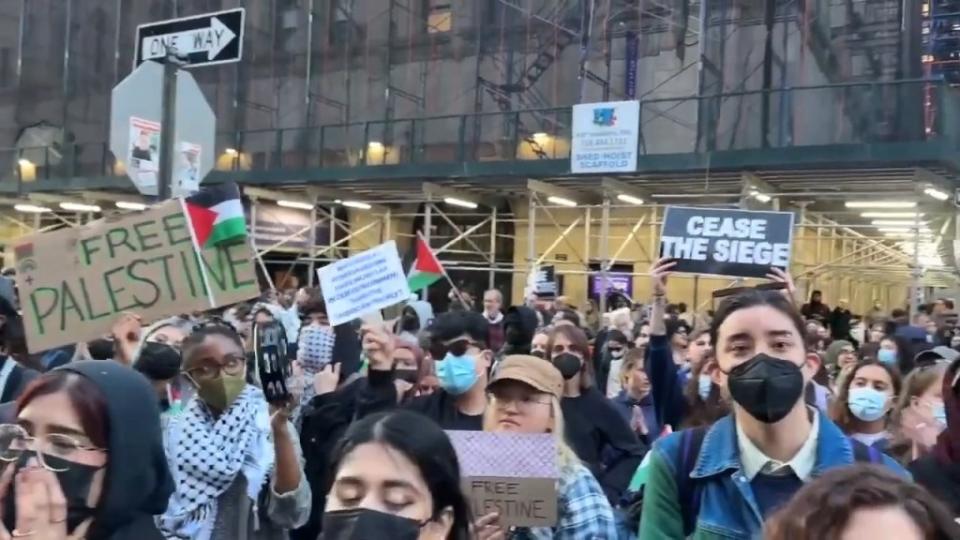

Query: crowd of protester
[0,257,956,540]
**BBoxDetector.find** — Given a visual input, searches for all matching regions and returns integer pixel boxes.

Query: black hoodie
[57,361,174,540]
[499,306,539,356]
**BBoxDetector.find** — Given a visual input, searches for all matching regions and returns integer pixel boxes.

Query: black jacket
[57,361,173,540]
[909,455,960,518]
[0,357,38,403]
[561,387,647,503]
[829,308,853,341]
[294,377,368,540]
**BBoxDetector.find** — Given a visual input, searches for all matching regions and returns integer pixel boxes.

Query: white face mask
[697,374,712,401]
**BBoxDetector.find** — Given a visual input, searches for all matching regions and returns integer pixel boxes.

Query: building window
[425,0,452,34]
[0,48,11,88]
[330,0,353,45]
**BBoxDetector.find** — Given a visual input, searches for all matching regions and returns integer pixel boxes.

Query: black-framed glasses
[183,355,246,380]
[0,424,105,472]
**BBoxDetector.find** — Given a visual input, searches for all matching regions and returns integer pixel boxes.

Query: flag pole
[418,230,470,309]
[179,198,218,309]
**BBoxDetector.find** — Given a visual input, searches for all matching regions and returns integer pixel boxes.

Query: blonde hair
[893,364,945,424]
[619,348,644,387]
[483,394,581,472]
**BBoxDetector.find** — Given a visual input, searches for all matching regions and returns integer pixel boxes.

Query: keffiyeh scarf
[296,325,335,406]
[157,385,275,540]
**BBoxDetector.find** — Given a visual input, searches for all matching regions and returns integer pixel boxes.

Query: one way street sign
[135,8,245,68]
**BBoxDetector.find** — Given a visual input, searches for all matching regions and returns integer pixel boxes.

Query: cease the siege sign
[14,200,259,352]
[659,206,795,279]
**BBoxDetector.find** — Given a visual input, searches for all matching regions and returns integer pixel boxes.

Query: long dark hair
[547,324,595,390]
[765,464,959,539]
[327,411,472,540]
[681,350,729,429]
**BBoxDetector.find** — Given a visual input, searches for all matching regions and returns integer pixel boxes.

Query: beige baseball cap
[488,355,563,399]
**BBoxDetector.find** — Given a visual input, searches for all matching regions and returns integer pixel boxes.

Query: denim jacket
[638,412,909,539]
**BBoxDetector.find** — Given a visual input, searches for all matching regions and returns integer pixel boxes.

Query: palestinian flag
[183,182,247,248]
[407,234,444,292]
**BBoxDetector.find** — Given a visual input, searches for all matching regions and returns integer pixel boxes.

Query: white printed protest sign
[317,241,411,326]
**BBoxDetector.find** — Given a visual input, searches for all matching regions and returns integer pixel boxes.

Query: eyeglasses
[488,392,552,411]
[0,425,105,471]
[184,355,246,380]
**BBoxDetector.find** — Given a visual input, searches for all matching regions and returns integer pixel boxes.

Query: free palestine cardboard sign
[14,198,259,352]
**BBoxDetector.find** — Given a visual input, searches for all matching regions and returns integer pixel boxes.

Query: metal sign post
[112,9,244,200]
[157,56,179,201]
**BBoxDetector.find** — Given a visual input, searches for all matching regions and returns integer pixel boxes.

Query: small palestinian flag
[183,182,247,248]
[407,234,444,292]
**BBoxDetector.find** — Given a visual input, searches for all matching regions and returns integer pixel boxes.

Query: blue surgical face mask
[435,353,479,395]
[697,373,712,401]
[848,386,890,422]
[877,349,897,366]
[932,401,947,426]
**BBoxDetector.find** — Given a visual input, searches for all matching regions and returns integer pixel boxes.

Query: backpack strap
[675,426,708,536]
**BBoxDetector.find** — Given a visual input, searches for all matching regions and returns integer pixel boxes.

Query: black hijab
[56,361,174,540]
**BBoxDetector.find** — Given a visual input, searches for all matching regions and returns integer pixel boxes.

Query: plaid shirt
[511,462,620,540]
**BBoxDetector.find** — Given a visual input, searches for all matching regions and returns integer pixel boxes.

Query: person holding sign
[364,311,494,431]
[157,323,311,540]
[638,285,908,540]
[475,355,618,540]
[323,410,473,539]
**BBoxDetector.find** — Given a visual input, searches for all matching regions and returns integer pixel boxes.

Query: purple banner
[591,273,633,298]
[625,31,639,99]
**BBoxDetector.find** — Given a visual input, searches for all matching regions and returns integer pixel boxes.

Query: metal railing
[0,79,954,188]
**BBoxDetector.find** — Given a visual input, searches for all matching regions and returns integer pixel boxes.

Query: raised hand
[650,258,678,298]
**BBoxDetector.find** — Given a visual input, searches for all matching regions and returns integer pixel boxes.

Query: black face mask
[134,341,182,381]
[3,453,100,533]
[394,368,419,384]
[726,353,804,424]
[552,353,582,380]
[322,508,424,540]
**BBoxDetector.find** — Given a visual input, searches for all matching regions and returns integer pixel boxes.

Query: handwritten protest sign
[659,206,795,279]
[447,431,558,528]
[317,241,410,327]
[14,199,259,352]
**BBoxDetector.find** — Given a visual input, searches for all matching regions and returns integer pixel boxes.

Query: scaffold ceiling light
[845,201,918,209]
[444,197,478,209]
